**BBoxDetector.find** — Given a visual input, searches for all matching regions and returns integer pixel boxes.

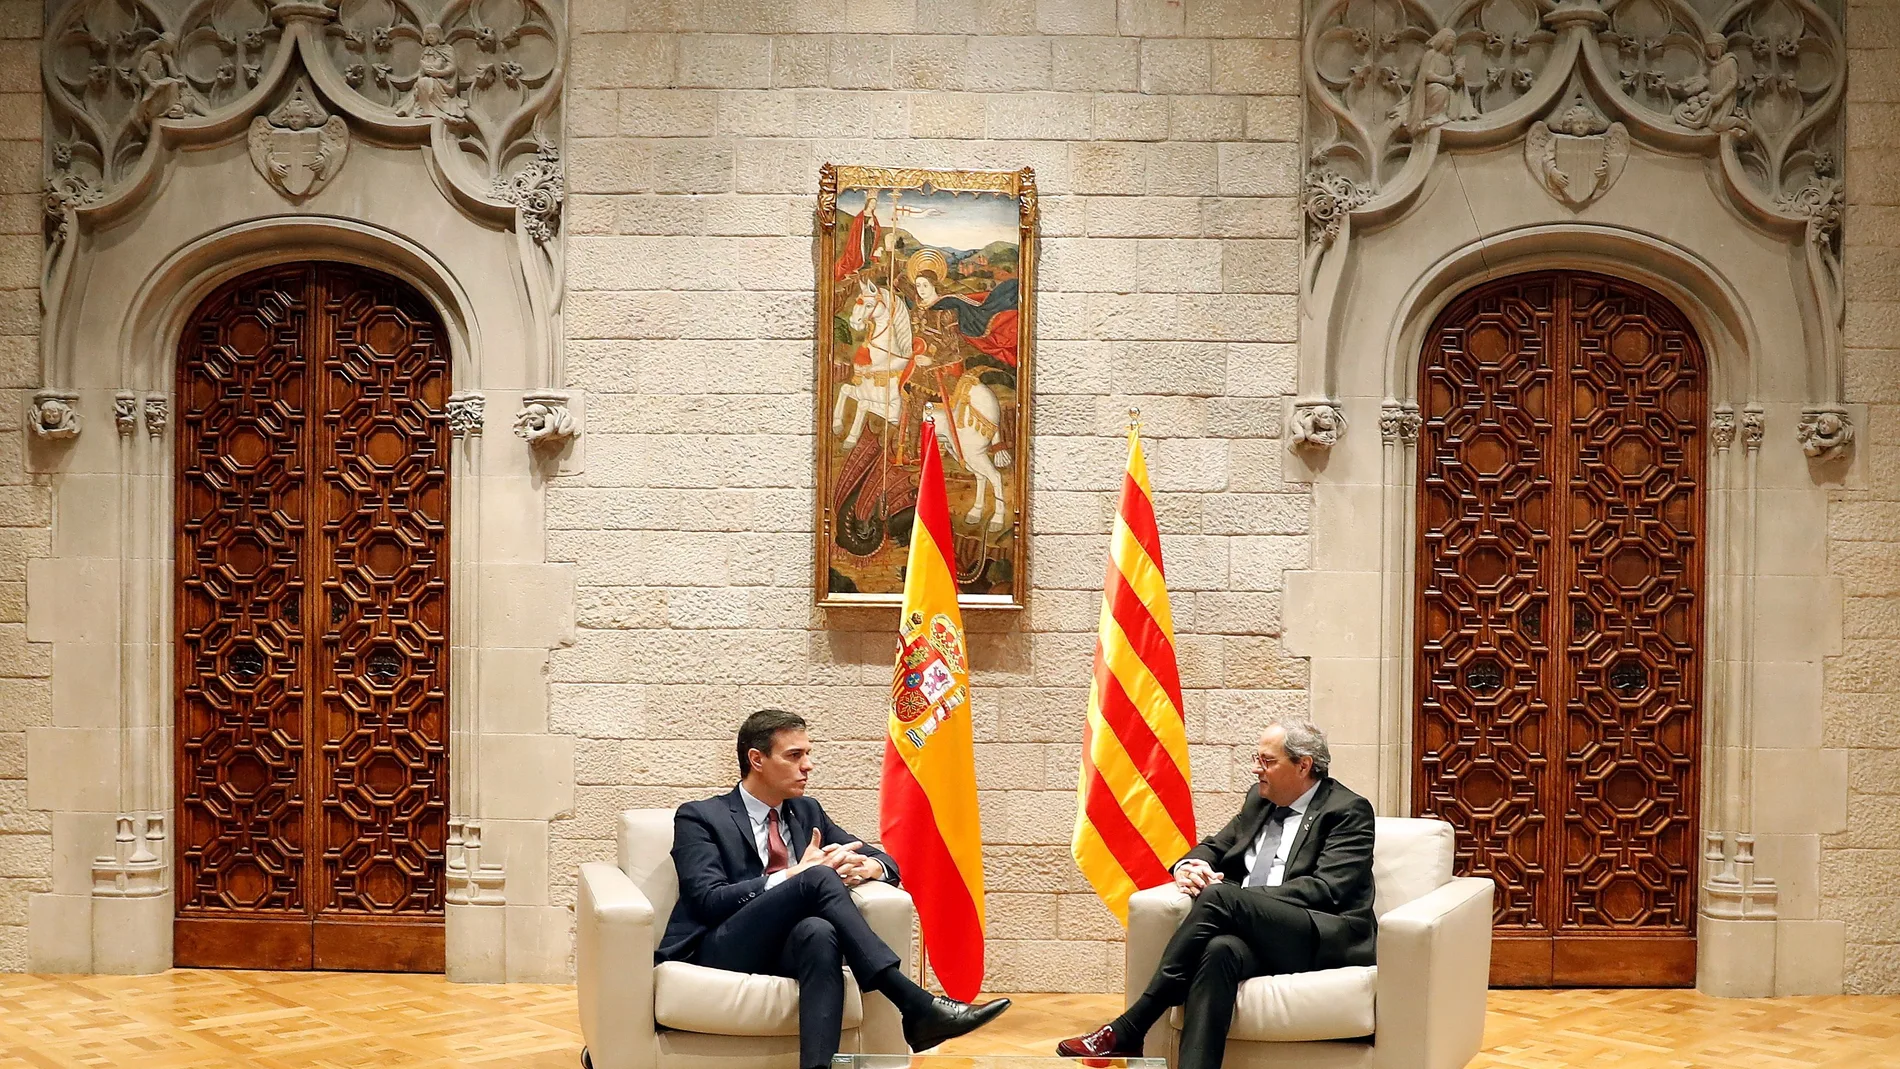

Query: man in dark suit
[658,709,1009,1069]
[1057,717,1376,1069]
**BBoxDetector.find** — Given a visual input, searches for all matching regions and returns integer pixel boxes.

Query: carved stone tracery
[42,0,571,450]
[1301,0,1849,455]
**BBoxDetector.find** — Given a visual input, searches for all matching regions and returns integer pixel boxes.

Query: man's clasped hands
[790,829,885,886]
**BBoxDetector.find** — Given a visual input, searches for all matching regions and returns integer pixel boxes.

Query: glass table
[836,1058,1165,1069]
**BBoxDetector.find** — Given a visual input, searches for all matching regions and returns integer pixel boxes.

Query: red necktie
[764,808,789,875]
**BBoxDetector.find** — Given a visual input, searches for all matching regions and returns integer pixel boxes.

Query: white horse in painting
[833,278,1012,532]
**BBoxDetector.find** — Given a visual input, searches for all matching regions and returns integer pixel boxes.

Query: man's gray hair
[1273,716,1331,778]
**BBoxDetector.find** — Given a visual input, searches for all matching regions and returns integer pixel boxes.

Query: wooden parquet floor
[1,972,1897,1069]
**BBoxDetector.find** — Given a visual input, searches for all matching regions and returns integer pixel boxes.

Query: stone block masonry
[554,0,1310,991]
[0,0,39,971]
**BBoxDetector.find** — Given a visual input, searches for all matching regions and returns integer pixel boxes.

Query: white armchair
[1126,817,1494,1069]
[577,809,916,1069]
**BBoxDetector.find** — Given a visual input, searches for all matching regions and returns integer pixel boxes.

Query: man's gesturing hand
[1173,858,1223,898]
[787,829,868,880]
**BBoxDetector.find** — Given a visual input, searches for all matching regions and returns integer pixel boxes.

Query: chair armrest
[578,861,658,1069]
[851,880,916,1055]
[1373,877,1494,1069]
[1126,885,1191,1006]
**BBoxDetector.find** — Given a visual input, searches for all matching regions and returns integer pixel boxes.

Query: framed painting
[814,164,1036,609]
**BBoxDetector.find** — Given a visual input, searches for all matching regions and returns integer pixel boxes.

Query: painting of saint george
[815,165,1036,609]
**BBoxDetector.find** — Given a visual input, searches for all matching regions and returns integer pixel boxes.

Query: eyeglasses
[1250,755,1275,770]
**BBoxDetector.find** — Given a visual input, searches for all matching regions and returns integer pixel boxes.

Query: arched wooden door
[1413,271,1703,987]
[174,262,450,972]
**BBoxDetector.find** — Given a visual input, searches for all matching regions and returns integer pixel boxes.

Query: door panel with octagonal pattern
[1413,271,1703,987]
[174,262,449,972]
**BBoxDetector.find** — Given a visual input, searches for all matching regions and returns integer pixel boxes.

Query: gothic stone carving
[1301,0,1849,426]
[248,77,348,200]
[514,390,576,448]
[1524,95,1631,209]
[144,395,168,437]
[114,391,137,436]
[31,390,82,440]
[1797,407,1852,462]
[43,0,569,267]
[1290,401,1347,453]
[446,391,486,437]
[1380,399,1421,445]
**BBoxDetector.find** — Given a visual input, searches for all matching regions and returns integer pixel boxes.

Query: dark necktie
[1246,805,1296,887]
[764,808,790,875]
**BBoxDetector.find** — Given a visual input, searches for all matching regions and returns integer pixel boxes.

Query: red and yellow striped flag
[880,422,986,1000]
[1072,421,1197,923]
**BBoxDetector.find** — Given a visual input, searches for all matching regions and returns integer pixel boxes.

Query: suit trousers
[694,866,902,1069]
[1135,882,1319,1069]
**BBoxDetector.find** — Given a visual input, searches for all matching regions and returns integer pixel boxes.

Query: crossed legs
[1115,883,1319,1069]
[695,866,916,1069]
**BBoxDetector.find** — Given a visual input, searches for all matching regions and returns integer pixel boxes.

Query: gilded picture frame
[814,164,1036,609]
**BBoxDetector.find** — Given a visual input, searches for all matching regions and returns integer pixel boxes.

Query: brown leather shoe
[1056,1023,1143,1058]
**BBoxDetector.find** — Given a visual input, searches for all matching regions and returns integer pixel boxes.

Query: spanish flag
[880,418,986,1000]
[1072,419,1197,923]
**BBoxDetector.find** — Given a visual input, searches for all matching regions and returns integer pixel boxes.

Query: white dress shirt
[1242,780,1322,888]
[738,782,794,889]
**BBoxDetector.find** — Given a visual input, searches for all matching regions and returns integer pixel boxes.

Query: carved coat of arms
[248,77,349,200]
[1524,98,1630,211]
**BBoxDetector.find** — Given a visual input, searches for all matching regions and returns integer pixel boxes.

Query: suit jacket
[1180,778,1377,969]
[657,787,901,963]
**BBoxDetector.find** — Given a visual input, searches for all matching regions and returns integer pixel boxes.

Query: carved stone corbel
[114,391,137,436]
[1289,401,1347,454]
[1797,406,1852,462]
[514,390,576,449]
[1743,404,1765,451]
[30,390,81,440]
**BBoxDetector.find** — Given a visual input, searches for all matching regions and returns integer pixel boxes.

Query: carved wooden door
[175,262,450,972]
[1414,271,1703,987]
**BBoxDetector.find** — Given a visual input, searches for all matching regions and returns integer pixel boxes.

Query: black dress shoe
[903,994,1013,1051]
[580,1049,593,1069]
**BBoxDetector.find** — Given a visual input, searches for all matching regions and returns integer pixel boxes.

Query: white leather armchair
[577,808,916,1069]
[1126,817,1493,1069]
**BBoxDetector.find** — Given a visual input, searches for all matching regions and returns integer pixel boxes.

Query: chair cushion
[1168,966,1376,1042]
[653,961,864,1036]
[1371,817,1455,917]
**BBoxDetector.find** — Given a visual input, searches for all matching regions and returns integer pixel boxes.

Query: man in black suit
[1057,717,1376,1069]
[658,709,1009,1069]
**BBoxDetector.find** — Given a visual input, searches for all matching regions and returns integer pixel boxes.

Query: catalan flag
[880,416,986,1000]
[1072,418,1196,924]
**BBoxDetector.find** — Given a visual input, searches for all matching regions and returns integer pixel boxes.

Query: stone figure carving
[31,392,81,440]
[1797,409,1853,461]
[248,78,350,200]
[1379,400,1421,445]
[1290,402,1347,453]
[514,391,576,447]
[1672,34,1746,133]
[115,392,137,436]
[1524,96,1630,209]
[135,33,199,128]
[399,24,469,122]
[1397,30,1477,137]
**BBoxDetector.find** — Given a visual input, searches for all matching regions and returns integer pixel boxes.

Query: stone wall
[1828,0,1900,996]
[0,0,43,972]
[551,0,1309,991]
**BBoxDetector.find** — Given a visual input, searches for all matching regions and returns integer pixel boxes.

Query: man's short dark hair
[736,709,808,778]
